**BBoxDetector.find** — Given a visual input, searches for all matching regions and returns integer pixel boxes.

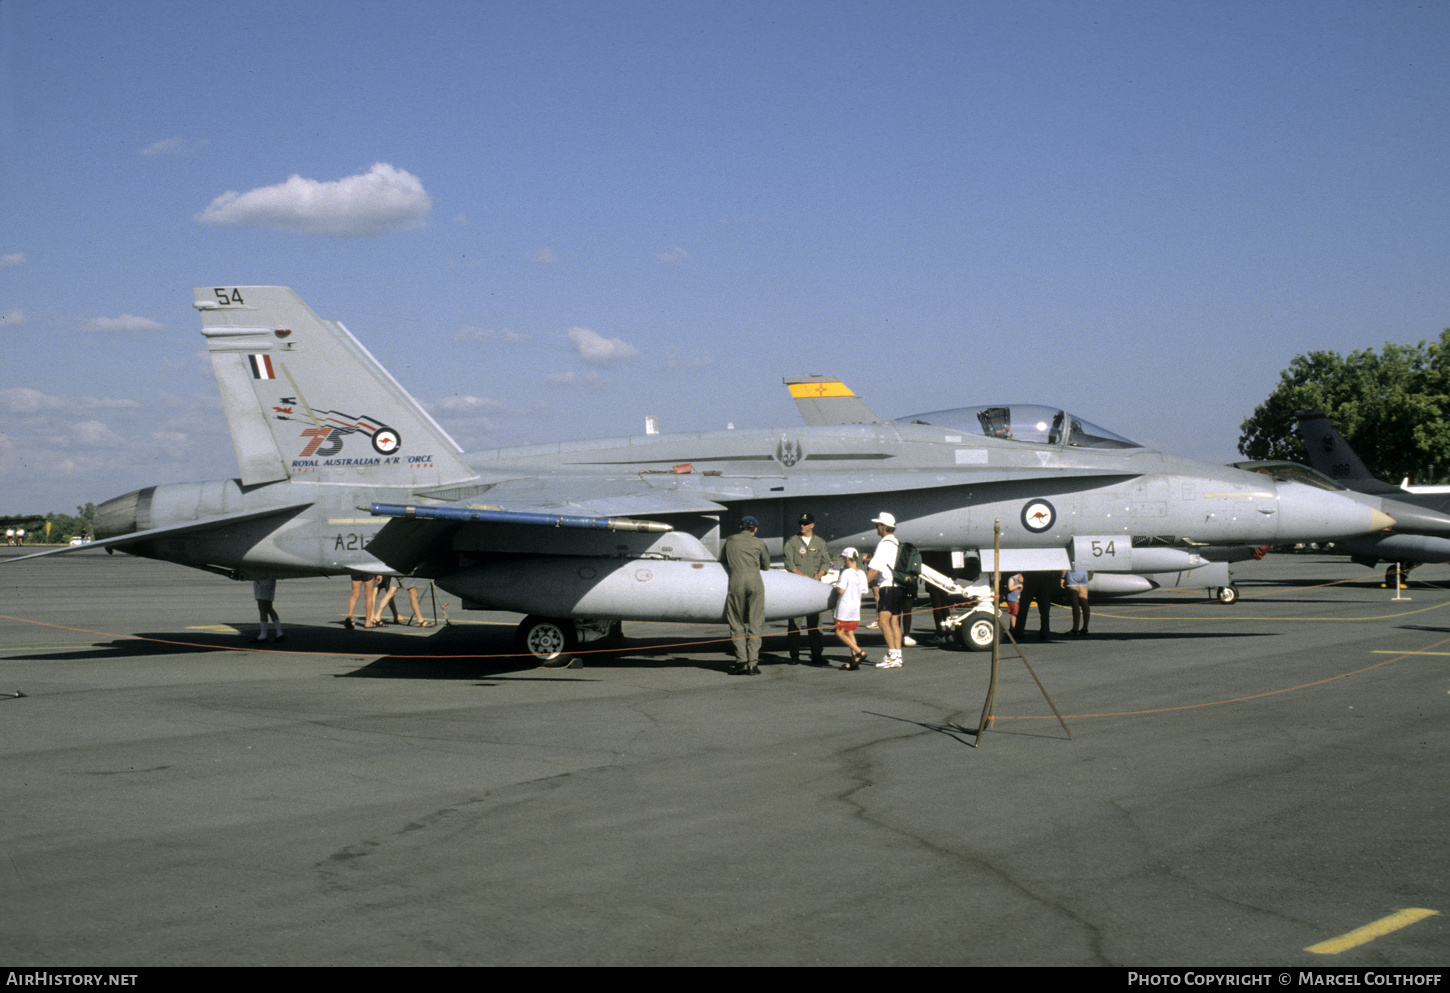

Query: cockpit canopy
[897,404,1141,450]
[1230,460,1347,492]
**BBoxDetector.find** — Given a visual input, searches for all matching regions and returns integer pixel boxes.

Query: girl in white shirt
[833,547,869,670]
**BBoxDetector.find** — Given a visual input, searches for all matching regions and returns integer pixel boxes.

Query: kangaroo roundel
[372,428,401,455]
[1021,499,1056,533]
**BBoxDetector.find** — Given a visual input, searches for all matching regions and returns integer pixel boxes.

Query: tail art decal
[196,286,478,489]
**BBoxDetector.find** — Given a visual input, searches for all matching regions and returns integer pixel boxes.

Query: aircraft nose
[1274,482,1394,541]
[1376,500,1450,535]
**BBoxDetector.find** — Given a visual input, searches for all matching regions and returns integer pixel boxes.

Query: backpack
[895,540,923,584]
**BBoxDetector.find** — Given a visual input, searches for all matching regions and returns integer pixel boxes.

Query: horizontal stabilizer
[0,503,314,564]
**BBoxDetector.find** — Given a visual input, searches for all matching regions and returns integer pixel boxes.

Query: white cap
[871,512,896,528]
[841,546,859,560]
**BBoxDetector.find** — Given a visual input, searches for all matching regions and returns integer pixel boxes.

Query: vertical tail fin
[784,375,885,425]
[1294,409,1400,495]
[195,286,478,489]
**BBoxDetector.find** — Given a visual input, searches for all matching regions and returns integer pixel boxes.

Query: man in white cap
[867,512,904,667]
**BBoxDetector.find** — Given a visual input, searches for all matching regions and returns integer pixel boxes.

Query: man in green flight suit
[783,511,830,666]
[722,515,771,676]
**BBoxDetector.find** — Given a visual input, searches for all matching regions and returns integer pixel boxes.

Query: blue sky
[3,0,1448,512]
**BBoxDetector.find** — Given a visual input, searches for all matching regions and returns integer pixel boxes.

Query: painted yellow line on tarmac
[1098,601,1450,622]
[1306,908,1439,954]
[187,625,240,633]
[1372,650,1450,656]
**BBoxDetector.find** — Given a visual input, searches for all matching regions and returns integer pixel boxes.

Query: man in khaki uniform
[783,511,830,665]
[722,515,771,675]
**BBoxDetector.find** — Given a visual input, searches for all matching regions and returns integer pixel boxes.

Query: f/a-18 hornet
[1288,408,1450,582]
[13,287,1394,658]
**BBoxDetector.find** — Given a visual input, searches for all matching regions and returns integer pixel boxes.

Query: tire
[1217,585,1239,604]
[955,611,999,652]
[514,615,578,662]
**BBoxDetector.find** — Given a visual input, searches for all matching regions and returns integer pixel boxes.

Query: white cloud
[426,395,507,445]
[655,245,689,264]
[429,395,505,415]
[566,326,639,367]
[544,371,604,388]
[84,314,164,333]
[533,247,559,264]
[194,162,431,237]
[160,349,213,375]
[455,325,525,343]
[149,430,192,459]
[0,388,141,415]
[140,136,207,157]
[70,420,127,447]
[0,253,26,268]
[662,349,715,370]
[0,388,234,509]
[1,310,25,328]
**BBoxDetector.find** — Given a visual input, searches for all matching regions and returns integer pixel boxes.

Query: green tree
[1238,330,1450,484]
[4,503,97,544]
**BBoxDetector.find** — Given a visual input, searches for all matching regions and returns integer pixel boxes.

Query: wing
[2,503,314,565]
[361,477,732,573]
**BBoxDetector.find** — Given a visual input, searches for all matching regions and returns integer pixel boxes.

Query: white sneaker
[902,635,916,646]
[876,657,902,668]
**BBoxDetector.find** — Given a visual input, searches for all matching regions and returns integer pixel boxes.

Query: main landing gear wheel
[1216,585,1239,604]
[955,611,1000,652]
[515,615,578,663]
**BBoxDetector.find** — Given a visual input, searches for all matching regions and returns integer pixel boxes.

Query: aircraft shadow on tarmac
[0,622,1278,670]
[0,624,516,665]
[1396,624,1450,635]
[1242,576,1450,592]
[1009,631,1277,642]
[335,626,1284,682]
[3,634,243,662]
[341,626,778,680]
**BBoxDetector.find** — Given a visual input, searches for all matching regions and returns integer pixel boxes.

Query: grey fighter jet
[9,288,1396,659]
[785,376,1269,604]
[1293,409,1450,581]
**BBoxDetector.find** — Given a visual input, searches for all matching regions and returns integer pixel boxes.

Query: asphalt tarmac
[1,547,1446,966]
